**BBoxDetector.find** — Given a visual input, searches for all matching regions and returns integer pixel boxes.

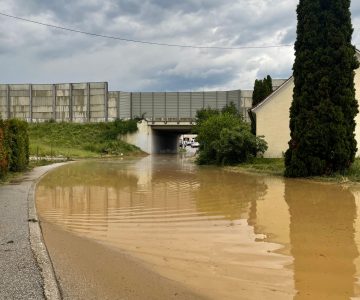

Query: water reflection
[285,181,358,299]
[195,169,267,221]
[37,157,294,299]
[36,156,360,299]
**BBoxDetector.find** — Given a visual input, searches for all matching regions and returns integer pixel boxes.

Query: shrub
[196,112,267,165]
[103,119,139,140]
[0,119,10,179]
[7,119,29,172]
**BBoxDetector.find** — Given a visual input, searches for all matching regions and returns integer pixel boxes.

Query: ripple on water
[36,157,360,300]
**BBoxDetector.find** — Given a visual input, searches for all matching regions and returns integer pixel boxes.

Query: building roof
[251,48,360,113]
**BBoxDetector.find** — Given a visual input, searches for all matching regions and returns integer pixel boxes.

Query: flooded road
[36,156,360,299]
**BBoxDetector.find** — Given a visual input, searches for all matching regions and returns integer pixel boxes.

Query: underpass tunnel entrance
[151,126,192,154]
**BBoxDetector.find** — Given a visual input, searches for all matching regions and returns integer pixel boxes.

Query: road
[0,164,63,300]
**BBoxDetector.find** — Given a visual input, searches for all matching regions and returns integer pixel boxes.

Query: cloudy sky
[0,0,359,92]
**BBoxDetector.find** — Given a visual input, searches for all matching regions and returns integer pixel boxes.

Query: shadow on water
[285,180,358,300]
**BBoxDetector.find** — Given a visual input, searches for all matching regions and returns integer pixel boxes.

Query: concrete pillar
[29,84,33,123]
[226,91,229,106]
[238,90,241,112]
[202,91,205,109]
[104,82,108,122]
[52,84,56,121]
[6,84,10,119]
[87,83,91,122]
[69,83,73,122]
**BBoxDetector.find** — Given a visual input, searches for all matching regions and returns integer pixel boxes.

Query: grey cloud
[0,0,358,92]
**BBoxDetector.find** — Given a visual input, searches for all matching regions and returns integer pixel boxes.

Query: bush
[103,119,138,140]
[196,112,267,165]
[0,118,29,179]
[0,120,10,179]
[7,119,29,172]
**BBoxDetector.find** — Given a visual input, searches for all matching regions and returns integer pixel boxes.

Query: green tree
[193,107,220,134]
[285,0,359,177]
[252,75,273,107]
[251,75,273,135]
[221,102,239,116]
[196,112,267,165]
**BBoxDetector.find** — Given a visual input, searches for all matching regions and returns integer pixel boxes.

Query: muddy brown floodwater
[36,156,360,299]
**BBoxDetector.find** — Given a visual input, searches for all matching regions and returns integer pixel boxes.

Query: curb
[28,163,71,300]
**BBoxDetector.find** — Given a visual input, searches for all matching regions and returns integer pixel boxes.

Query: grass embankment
[28,121,142,159]
[229,157,360,183]
[227,158,285,176]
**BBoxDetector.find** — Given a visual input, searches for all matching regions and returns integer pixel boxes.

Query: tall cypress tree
[285,0,359,177]
[252,75,273,107]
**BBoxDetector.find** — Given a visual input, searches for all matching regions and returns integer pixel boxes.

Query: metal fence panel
[119,92,131,119]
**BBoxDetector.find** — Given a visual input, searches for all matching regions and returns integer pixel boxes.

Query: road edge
[28,162,71,300]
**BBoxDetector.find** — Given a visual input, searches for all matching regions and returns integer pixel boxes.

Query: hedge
[0,119,9,179]
[0,119,29,180]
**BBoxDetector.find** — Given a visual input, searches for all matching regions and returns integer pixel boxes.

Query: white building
[251,50,360,158]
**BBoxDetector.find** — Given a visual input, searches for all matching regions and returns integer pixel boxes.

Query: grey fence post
[177,92,180,123]
[226,91,229,106]
[130,92,133,119]
[104,82,108,122]
[52,84,56,121]
[190,92,192,123]
[29,84,33,122]
[202,91,205,109]
[164,92,167,123]
[87,83,91,122]
[216,91,218,110]
[152,92,154,123]
[6,84,10,119]
[117,91,121,119]
[139,92,142,118]
[69,83,73,122]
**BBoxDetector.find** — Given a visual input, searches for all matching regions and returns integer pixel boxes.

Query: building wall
[254,78,294,158]
[256,58,360,158]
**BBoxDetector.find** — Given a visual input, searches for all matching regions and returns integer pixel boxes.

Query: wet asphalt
[0,169,46,300]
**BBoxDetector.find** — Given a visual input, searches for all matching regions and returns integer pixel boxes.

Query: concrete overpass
[123,120,194,154]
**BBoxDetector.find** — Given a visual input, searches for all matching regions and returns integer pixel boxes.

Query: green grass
[28,121,143,159]
[228,157,360,183]
[227,158,285,176]
[318,158,360,183]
